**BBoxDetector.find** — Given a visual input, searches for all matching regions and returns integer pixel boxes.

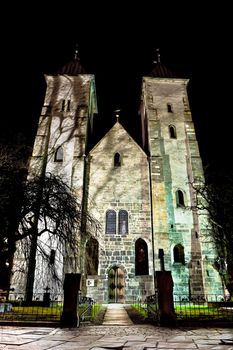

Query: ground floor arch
[108,266,125,303]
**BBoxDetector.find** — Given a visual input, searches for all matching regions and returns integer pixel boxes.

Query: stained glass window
[118,210,128,235]
[106,210,116,234]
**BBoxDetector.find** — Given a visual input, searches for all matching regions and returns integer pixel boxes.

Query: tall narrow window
[114,152,121,167]
[135,239,149,275]
[169,125,176,139]
[118,210,128,235]
[106,210,116,234]
[173,244,185,264]
[176,190,185,207]
[61,99,66,111]
[85,237,99,275]
[167,103,173,113]
[49,249,56,264]
[67,100,71,111]
[54,146,63,162]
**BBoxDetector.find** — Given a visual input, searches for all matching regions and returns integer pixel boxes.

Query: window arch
[106,210,116,234]
[85,237,99,275]
[54,146,63,162]
[176,189,185,207]
[118,210,128,235]
[173,244,185,264]
[114,152,121,167]
[169,125,177,139]
[135,238,149,275]
[167,103,173,113]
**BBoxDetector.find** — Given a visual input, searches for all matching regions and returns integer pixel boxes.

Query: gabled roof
[89,120,147,157]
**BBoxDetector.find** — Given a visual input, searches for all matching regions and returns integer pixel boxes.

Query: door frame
[108,265,125,303]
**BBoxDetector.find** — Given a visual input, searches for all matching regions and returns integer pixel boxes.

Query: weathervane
[74,43,79,60]
[154,48,161,64]
[114,109,121,122]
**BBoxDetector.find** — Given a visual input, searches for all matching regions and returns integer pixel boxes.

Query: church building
[11,50,223,303]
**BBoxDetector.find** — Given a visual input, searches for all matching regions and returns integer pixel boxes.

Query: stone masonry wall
[86,122,154,302]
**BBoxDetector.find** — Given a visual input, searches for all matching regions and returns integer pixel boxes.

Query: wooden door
[108,267,125,303]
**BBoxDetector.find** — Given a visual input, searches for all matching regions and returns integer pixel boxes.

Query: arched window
[176,189,185,207]
[85,237,99,275]
[135,238,149,275]
[118,210,128,235]
[114,152,121,167]
[169,125,177,139]
[167,103,173,113]
[173,244,185,264]
[106,210,116,234]
[54,146,63,162]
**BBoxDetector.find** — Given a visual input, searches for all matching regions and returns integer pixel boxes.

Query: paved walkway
[102,303,133,325]
[0,304,232,349]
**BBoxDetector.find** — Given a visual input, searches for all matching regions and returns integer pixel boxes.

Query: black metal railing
[174,294,233,323]
[0,292,63,323]
[145,293,233,325]
[0,292,98,324]
[146,293,159,322]
[78,295,95,322]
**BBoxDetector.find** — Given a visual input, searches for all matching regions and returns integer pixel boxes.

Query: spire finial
[114,109,121,122]
[156,48,161,63]
[74,43,79,60]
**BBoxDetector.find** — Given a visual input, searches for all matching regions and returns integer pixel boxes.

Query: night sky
[2,3,231,171]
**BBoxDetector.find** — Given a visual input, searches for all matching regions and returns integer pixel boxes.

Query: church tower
[10,50,98,296]
[29,50,97,186]
[140,50,222,297]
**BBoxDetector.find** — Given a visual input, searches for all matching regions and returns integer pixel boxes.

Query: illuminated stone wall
[141,77,223,297]
[11,73,97,297]
[86,122,154,302]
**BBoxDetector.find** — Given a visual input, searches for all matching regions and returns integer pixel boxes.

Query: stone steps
[102,303,133,325]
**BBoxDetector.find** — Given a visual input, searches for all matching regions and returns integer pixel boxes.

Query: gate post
[156,271,176,326]
[60,273,81,327]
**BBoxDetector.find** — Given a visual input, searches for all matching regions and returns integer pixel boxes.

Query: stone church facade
[11,53,223,302]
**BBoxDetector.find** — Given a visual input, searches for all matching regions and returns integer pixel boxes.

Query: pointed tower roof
[147,48,179,78]
[54,46,87,75]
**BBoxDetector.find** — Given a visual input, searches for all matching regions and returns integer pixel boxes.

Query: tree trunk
[25,228,38,304]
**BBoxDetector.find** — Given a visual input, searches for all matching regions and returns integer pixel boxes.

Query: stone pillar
[156,271,176,326]
[60,273,81,328]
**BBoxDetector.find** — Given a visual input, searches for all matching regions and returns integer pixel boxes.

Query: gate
[108,267,125,303]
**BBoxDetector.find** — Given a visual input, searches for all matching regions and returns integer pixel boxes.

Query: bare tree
[190,168,233,299]
[0,141,100,301]
[0,141,30,290]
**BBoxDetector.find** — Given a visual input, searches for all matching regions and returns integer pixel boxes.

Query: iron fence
[145,293,233,325]
[78,295,95,322]
[0,292,63,323]
[0,292,97,324]
[174,294,233,323]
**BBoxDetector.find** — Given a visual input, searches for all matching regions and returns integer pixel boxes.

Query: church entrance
[108,266,125,303]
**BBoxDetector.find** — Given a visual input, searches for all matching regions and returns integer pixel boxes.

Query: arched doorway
[108,266,125,303]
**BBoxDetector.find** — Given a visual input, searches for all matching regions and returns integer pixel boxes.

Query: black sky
[2,3,232,171]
